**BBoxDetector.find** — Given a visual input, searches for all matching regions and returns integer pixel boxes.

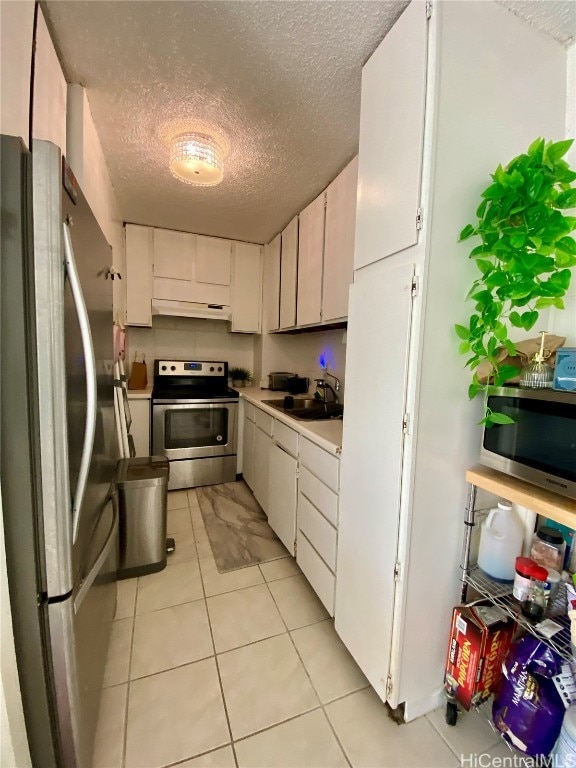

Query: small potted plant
[229,366,252,388]
[456,137,576,425]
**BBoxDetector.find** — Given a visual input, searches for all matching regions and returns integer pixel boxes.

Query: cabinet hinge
[416,208,424,230]
[426,1,433,20]
[294,539,298,555]
[402,413,410,435]
[411,276,419,298]
[394,561,402,583]
[295,466,300,479]
[386,673,394,698]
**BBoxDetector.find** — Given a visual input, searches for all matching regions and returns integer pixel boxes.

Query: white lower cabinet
[296,531,335,615]
[253,426,272,513]
[242,400,340,613]
[242,415,255,491]
[296,441,339,616]
[268,442,298,555]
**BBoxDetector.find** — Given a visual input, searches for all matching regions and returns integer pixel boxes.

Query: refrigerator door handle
[63,221,97,543]
[74,493,118,613]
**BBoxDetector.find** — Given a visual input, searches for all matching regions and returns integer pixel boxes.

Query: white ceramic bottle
[478,500,524,582]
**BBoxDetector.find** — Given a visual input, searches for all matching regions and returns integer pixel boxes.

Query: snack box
[444,600,516,710]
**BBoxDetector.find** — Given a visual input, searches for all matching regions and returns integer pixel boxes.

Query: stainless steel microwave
[480,386,576,500]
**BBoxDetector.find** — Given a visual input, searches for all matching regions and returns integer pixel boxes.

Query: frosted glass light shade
[170,132,224,186]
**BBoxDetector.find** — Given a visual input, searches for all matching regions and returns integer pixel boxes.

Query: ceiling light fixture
[169,132,224,186]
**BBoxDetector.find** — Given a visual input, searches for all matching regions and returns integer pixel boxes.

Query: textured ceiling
[44,0,408,244]
[499,0,575,46]
[44,0,574,244]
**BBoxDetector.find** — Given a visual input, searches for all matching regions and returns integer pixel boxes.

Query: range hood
[151,299,231,321]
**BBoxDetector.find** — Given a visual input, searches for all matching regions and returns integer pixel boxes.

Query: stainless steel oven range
[152,359,239,490]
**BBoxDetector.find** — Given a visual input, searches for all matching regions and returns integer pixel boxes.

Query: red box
[444,600,515,710]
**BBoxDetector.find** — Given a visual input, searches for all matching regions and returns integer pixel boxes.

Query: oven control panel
[155,360,227,377]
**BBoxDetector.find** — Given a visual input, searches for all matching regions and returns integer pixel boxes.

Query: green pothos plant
[455,137,576,427]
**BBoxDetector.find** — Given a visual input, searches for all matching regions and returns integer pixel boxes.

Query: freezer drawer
[47,492,118,767]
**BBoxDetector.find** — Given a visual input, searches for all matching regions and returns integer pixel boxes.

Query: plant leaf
[556,237,576,255]
[495,365,521,384]
[556,189,576,209]
[528,137,545,158]
[535,297,555,309]
[459,224,476,241]
[489,412,516,425]
[509,311,523,328]
[546,139,574,162]
[521,310,539,330]
[455,324,470,340]
[468,382,484,400]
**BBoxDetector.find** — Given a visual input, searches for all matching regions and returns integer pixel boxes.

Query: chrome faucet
[324,370,341,403]
[314,370,341,404]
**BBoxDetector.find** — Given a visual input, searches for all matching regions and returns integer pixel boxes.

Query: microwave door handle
[63,221,97,543]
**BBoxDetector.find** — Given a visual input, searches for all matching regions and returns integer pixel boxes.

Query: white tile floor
[93,487,505,768]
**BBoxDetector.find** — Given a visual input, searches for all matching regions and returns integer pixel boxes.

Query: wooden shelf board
[466,464,576,529]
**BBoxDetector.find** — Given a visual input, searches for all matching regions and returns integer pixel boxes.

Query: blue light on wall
[318,348,334,370]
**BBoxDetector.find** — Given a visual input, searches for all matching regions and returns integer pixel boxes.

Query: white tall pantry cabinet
[335,0,568,721]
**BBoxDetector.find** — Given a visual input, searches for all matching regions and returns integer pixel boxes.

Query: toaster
[268,372,295,391]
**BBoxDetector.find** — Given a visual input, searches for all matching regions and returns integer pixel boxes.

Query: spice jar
[545,568,562,605]
[513,557,538,602]
[531,526,566,572]
[521,563,549,623]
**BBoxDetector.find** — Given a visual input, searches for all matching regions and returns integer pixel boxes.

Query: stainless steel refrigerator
[1,136,119,767]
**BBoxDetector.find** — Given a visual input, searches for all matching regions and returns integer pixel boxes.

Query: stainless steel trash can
[116,456,169,579]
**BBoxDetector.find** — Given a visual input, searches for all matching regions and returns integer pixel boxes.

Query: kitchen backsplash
[254,328,347,395]
[126,316,256,380]
[125,317,347,394]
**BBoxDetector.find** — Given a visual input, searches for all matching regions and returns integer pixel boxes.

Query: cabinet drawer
[255,408,274,436]
[244,401,256,423]
[274,420,299,457]
[296,531,335,616]
[298,493,337,571]
[299,467,338,527]
[300,438,339,492]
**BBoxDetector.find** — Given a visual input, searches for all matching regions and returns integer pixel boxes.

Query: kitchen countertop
[238,387,343,456]
[127,385,153,399]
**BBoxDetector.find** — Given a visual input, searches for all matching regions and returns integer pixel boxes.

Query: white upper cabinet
[279,216,299,329]
[263,234,281,332]
[297,192,325,327]
[231,242,261,333]
[196,236,231,286]
[354,1,427,270]
[323,157,358,322]
[153,228,194,280]
[125,224,153,326]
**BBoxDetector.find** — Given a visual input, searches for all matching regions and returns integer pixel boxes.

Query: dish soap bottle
[478,500,524,582]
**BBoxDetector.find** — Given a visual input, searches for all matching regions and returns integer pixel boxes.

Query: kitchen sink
[262,398,343,421]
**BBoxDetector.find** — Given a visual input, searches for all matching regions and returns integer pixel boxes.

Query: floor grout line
[263,579,353,768]
[190,502,241,768]
[121,575,138,768]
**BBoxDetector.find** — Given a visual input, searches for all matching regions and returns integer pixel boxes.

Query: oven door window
[164,408,229,450]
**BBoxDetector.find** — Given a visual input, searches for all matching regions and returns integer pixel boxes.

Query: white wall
[32,8,66,151]
[0,1,34,145]
[255,328,347,394]
[127,317,256,381]
[398,0,568,713]
[549,40,576,346]
[66,85,126,323]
